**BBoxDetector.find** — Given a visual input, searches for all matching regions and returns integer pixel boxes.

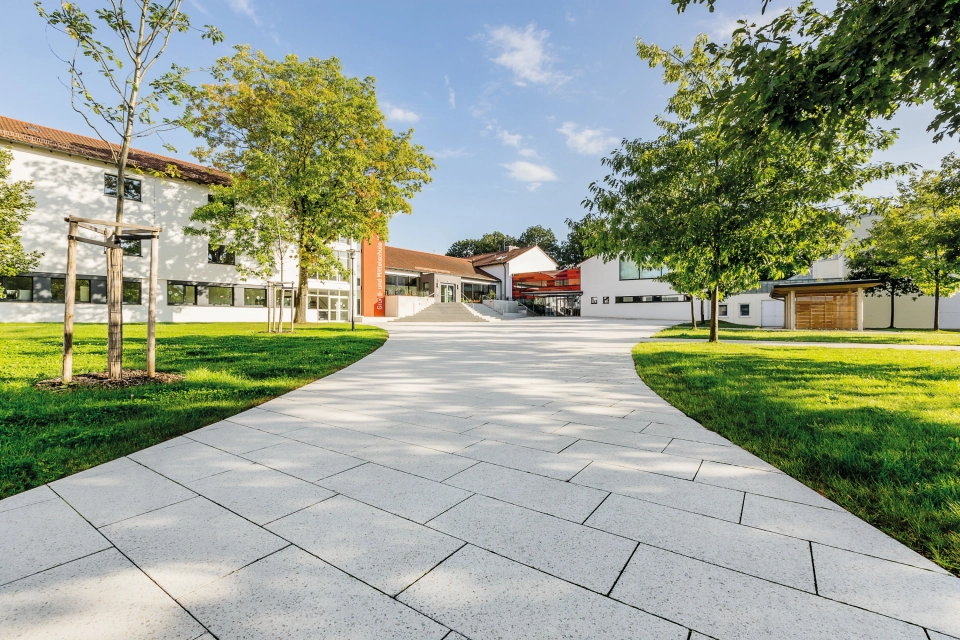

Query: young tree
[0,149,41,277]
[37,1,222,378]
[866,158,960,330]
[846,242,920,329]
[583,35,895,342]
[183,47,434,323]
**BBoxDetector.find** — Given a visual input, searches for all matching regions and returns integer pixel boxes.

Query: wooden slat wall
[795,292,857,330]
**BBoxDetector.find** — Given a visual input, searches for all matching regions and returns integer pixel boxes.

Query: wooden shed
[770,280,882,331]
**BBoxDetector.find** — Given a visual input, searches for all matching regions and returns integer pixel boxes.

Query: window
[739,303,751,317]
[615,294,690,304]
[120,239,142,257]
[104,174,142,201]
[122,281,141,305]
[2,276,33,301]
[208,286,234,306]
[167,283,197,305]
[244,288,266,306]
[718,304,728,317]
[602,296,610,304]
[208,244,235,265]
[618,259,666,281]
[591,297,598,304]
[52,278,92,303]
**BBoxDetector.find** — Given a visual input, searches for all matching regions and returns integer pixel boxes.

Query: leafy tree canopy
[582,34,897,340]
[0,149,41,277]
[673,0,960,142]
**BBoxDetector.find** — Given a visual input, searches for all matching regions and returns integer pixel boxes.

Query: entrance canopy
[770,280,882,330]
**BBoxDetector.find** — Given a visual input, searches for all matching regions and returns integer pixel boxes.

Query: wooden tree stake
[148,233,158,377]
[63,221,78,384]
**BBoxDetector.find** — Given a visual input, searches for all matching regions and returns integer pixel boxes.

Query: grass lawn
[654,322,960,345]
[633,342,960,575]
[0,322,386,499]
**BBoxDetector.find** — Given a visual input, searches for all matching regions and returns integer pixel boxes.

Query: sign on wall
[361,234,385,317]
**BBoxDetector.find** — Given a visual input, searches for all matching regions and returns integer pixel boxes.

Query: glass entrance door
[440,284,456,303]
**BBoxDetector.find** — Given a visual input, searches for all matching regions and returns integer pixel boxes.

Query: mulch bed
[36,369,185,390]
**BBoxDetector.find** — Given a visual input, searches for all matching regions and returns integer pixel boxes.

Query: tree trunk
[934,277,941,331]
[709,285,720,343]
[106,246,123,379]
[700,298,705,324]
[690,295,697,330]
[889,289,895,330]
[296,264,309,324]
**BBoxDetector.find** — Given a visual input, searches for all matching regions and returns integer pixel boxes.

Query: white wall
[579,256,693,320]
[1,143,356,323]
[385,295,434,318]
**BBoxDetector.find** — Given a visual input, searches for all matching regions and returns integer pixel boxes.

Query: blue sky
[3,1,956,253]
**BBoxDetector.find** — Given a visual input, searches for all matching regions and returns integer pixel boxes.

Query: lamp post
[347,245,358,331]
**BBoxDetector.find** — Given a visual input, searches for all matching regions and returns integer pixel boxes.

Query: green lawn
[633,342,960,575]
[654,323,960,345]
[0,322,387,499]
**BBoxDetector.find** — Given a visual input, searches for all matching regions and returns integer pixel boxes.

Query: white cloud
[497,128,523,148]
[518,148,539,158]
[433,147,470,159]
[445,76,456,109]
[225,0,261,25]
[486,24,569,87]
[382,102,421,124]
[502,160,557,191]
[565,12,576,24]
[557,122,618,156]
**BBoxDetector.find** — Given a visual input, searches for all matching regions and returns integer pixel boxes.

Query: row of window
[588,294,689,304]
[718,304,751,318]
[166,283,265,307]
[619,259,670,281]
[3,276,142,304]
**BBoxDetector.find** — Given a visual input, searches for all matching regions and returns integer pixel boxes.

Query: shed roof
[770,280,882,299]
[0,115,230,186]
[385,246,499,281]
[468,246,543,267]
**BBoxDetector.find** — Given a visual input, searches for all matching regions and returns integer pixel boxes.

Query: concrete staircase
[391,302,490,323]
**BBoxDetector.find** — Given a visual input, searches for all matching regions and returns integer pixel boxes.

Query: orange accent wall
[361,234,385,316]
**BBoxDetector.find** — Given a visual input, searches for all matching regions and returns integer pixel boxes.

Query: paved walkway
[2,318,958,639]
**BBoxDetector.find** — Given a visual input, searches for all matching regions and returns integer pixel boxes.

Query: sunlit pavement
[2,318,958,639]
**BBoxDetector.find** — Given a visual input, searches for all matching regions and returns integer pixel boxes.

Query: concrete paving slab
[586,493,815,591]
[100,497,286,597]
[0,498,110,586]
[384,410,489,433]
[268,495,463,595]
[0,549,204,640]
[571,461,744,522]
[318,463,472,523]
[353,440,478,482]
[181,546,448,639]
[611,543,926,640]
[640,422,734,446]
[625,409,701,428]
[283,423,388,454]
[52,461,195,528]
[741,493,946,572]
[444,461,608,522]
[241,441,365,481]
[464,422,578,452]
[225,408,316,434]
[129,440,252,483]
[554,423,672,452]
[812,543,960,636]
[663,438,781,472]
[186,463,334,525]
[360,422,483,453]
[0,485,59,514]
[185,421,290,455]
[561,439,702,479]
[694,460,841,510]
[428,494,636,593]
[399,544,687,639]
[458,440,589,480]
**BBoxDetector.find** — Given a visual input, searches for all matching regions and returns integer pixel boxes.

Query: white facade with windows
[0,124,359,323]
[579,255,960,329]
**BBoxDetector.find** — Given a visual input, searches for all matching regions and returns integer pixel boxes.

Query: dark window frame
[739,303,751,317]
[243,288,267,306]
[719,304,729,317]
[590,297,598,304]
[122,280,142,305]
[614,294,691,304]
[104,174,142,202]
[51,278,93,303]
[2,276,34,302]
[208,244,236,265]
[166,282,197,306]
[207,285,235,306]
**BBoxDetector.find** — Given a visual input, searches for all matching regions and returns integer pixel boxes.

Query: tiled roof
[385,246,499,281]
[0,116,230,186]
[468,245,543,267]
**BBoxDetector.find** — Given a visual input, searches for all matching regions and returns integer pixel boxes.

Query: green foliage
[445,225,577,265]
[446,231,519,257]
[674,0,960,142]
[0,322,386,498]
[846,242,921,329]
[861,154,960,329]
[583,34,895,341]
[654,325,960,346]
[633,341,960,575]
[518,225,559,259]
[0,149,41,277]
[182,47,434,298]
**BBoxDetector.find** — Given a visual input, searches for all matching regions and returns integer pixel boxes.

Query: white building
[579,254,960,330]
[0,116,359,323]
